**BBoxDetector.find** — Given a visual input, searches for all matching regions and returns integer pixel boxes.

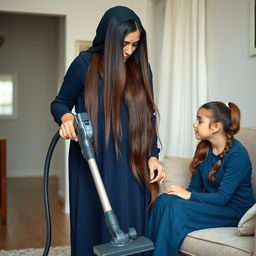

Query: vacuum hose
[43,131,60,256]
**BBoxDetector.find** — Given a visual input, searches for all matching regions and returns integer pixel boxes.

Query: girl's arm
[189,150,251,206]
[164,167,202,199]
[186,167,203,192]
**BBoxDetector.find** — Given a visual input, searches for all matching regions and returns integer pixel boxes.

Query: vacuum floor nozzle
[93,236,154,256]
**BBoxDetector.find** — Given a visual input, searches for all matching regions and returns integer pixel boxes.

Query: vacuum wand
[74,113,111,212]
[74,113,154,256]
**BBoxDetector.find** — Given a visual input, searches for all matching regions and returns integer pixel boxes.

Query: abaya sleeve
[149,66,160,159]
[50,53,90,126]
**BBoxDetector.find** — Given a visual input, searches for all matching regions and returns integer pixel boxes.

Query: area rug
[0,245,71,256]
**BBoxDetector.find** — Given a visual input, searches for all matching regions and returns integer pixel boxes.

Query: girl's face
[193,108,215,140]
[123,29,140,62]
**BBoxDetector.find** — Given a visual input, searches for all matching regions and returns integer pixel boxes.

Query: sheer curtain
[154,0,207,159]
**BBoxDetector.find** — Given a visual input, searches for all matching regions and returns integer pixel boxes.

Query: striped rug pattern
[0,246,71,256]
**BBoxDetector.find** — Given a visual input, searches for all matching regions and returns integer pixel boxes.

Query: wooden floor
[0,177,70,250]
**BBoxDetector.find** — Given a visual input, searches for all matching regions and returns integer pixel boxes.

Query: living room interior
[0,0,255,255]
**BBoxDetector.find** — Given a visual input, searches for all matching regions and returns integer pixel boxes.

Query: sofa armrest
[163,156,192,189]
[253,224,256,256]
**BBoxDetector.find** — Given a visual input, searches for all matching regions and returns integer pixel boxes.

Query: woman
[51,6,165,256]
[148,101,254,255]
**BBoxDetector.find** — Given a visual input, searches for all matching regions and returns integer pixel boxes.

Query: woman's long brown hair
[84,19,159,209]
[190,102,240,181]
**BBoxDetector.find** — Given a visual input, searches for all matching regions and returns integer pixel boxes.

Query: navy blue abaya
[51,7,159,256]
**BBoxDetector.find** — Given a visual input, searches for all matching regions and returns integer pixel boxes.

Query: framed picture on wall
[75,40,92,56]
[249,0,256,55]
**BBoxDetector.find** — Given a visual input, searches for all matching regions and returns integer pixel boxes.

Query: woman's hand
[164,185,191,200]
[60,113,78,141]
[148,157,165,184]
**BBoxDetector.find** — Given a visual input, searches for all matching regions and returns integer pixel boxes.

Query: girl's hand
[164,185,191,200]
[60,113,78,141]
[148,157,165,184]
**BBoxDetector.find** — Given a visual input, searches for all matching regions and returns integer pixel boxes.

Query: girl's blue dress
[148,139,254,256]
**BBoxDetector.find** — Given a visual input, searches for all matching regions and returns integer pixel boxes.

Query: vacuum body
[43,112,154,256]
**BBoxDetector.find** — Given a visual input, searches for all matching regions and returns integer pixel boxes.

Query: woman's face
[123,29,140,62]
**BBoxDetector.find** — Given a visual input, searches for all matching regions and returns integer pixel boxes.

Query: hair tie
[225,102,230,108]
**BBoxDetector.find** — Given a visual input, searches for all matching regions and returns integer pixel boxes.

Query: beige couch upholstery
[162,127,256,256]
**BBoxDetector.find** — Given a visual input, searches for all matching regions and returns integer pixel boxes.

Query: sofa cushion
[235,127,256,200]
[180,227,254,256]
[163,156,191,188]
[237,204,256,236]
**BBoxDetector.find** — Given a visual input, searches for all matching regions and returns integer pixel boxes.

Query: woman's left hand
[148,157,165,184]
[164,185,191,200]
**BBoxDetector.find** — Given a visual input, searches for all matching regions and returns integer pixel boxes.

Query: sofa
[162,127,256,256]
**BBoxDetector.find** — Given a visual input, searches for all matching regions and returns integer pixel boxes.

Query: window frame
[0,72,18,119]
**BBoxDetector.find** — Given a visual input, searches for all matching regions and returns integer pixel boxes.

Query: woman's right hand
[60,113,78,141]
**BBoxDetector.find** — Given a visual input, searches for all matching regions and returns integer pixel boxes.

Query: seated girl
[147,101,255,256]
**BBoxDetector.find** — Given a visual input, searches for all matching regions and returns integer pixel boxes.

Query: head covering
[87,6,141,54]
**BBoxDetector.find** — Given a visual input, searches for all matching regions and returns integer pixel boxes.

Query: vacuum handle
[74,113,112,213]
[74,113,95,160]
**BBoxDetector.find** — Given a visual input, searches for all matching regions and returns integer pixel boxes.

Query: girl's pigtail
[190,140,210,175]
[208,102,240,181]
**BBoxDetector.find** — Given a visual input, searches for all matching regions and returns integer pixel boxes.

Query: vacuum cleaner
[43,112,154,256]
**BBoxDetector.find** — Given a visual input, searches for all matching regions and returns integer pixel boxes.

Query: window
[0,73,17,118]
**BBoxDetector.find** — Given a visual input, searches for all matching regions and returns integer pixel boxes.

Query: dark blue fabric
[147,140,254,256]
[188,139,254,207]
[50,6,159,255]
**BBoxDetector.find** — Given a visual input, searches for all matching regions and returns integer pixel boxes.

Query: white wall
[206,0,256,127]
[0,0,150,69]
[0,13,59,176]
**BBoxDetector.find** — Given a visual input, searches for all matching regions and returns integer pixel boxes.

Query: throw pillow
[237,203,256,236]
